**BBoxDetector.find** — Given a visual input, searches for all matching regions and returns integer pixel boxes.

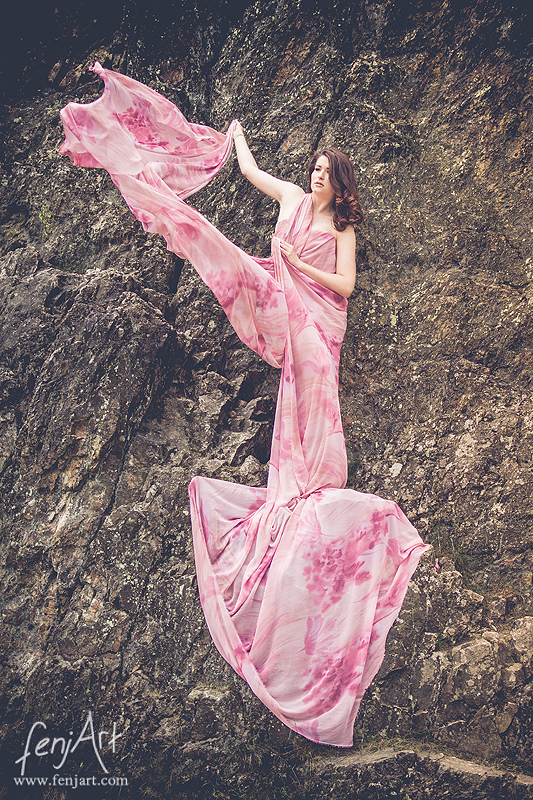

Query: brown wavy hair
[307,148,363,231]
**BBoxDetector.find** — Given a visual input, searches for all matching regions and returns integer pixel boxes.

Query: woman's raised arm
[233,122,303,210]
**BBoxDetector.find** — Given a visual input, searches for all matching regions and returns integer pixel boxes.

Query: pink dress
[60,63,430,747]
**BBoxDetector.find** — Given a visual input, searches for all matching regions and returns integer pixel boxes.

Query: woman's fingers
[279,241,299,266]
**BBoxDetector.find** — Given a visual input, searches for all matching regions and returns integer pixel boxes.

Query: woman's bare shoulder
[334,223,356,242]
[280,182,305,202]
[278,184,305,219]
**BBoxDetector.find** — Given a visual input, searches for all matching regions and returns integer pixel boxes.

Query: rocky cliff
[1,0,532,797]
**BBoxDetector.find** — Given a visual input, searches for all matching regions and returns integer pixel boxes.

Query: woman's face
[311,155,334,199]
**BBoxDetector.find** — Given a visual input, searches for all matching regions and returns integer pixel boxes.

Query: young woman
[60,63,429,748]
[232,120,361,299]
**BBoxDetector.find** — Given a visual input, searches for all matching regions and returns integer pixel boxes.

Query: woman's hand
[279,240,301,268]
[279,227,357,298]
[233,120,245,140]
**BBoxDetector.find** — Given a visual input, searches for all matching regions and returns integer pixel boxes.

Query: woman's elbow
[335,259,356,298]
[239,161,260,181]
[338,276,356,298]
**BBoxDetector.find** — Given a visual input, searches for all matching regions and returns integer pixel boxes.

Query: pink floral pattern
[116,102,169,148]
[60,64,430,748]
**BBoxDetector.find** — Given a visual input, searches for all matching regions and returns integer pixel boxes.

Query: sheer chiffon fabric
[60,63,430,747]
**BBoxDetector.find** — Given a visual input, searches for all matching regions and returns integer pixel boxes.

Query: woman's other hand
[279,226,356,298]
[279,240,301,268]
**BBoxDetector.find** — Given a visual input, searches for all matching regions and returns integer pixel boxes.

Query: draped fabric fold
[60,65,430,747]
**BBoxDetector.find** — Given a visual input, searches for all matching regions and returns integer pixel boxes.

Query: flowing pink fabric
[60,64,430,747]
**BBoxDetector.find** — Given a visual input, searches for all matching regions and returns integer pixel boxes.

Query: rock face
[1,0,532,797]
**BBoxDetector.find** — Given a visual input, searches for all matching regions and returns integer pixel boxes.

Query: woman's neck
[311,192,334,216]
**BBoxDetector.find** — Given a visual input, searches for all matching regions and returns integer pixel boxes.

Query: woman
[60,63,429,747]
[233,121,360,299]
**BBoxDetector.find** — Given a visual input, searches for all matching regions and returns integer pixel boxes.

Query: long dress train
[60,63,430,747]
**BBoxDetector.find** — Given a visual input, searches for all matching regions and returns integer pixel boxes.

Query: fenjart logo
[15,711,122,776]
